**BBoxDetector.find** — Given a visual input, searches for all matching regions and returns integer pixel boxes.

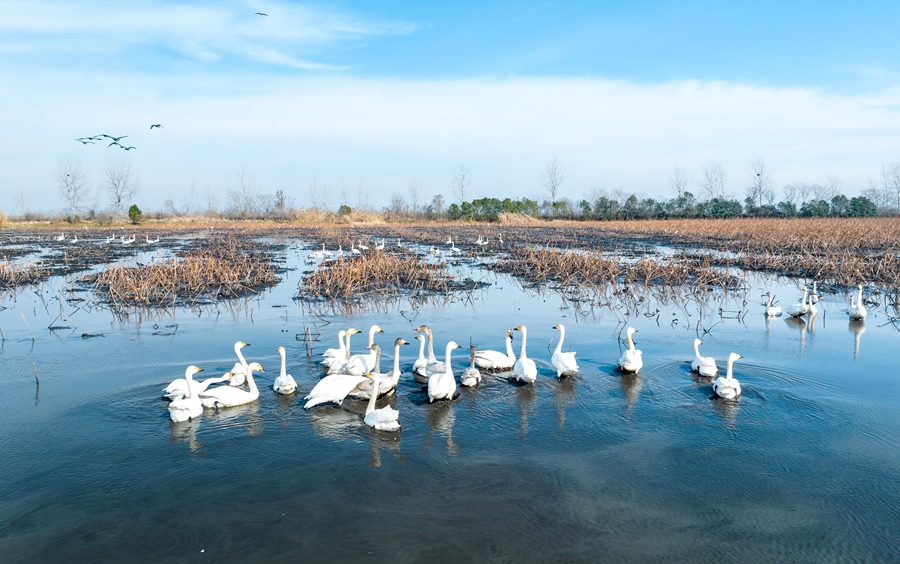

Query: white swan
[618,327,643,373]
[199,362,263,408]
[168,366,204,422]
[712,353,742,399]
[764,292,782,317]
[163,366,232,401]
[364,370,401,432]
[412,334,428,376]
[810,281,819,305]
[416,325,446,376]
[350,339,409,400]
[551,324,579,378]
[273,346,297,394]
[691,338,718,377]
[786,286,809,318]
[460,345,482,387]
[320,330,348,364]
[304,372,368,409]
[342,325,383,376]
[848,284,867,320]
[428,341,460,402]
[228,341,251,386]
[55,233,65,241]
[512,325,538,383]
[474,329,516,370]
[325,328,359,374]
[309,244,327,260]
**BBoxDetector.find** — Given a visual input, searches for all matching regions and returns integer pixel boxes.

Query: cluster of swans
[307,234,503,265]
[765,282,867,321]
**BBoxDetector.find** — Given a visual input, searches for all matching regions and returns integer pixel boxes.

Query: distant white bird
[358,241,369,251]
[712,353,742,399]
[691,338,718,377]
[273,346,297,394]
[618,327,643,373]
[228,341,251,386]
[55,233,65,241]
[809,281,819,305]
[848,284,868,321]
[551,324,578,378]
[786,286,810,318]
[375,238,386,250]
[764,292,782,317]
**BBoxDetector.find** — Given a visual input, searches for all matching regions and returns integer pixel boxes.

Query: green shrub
[128,204,142,225]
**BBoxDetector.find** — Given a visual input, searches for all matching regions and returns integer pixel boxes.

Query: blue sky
[3,0,900,212]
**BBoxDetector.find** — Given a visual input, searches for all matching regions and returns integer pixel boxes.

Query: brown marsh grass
[0,260,42,289]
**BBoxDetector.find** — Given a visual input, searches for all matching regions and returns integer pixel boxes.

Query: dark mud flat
[1,233,899,563]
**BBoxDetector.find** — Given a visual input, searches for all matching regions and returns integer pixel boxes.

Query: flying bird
[100,134,128,142]
[150,124,164,129]
[108,141,123,149]
[122,146,137,151]
[255,12,268,16]
[74,138,95,145]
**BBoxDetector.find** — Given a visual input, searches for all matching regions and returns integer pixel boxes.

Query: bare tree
[356,178,369,210]
[13,188,28,215]
[339,179,351,208]
[320,181,331,210]
[236,169,258,215]
[883,161,900,211]
[863,178,890,210]
[180,180,199,215]
[102,158,139,214]
[408,180,421,213]
[308,175,320,209]
[450,163,472,204]
[272,189,294,219]
[389,192,409,217]
[55,157,90,217]
[542,157,568,203]
[697,160,726,200]
[205,183,219,215]
[745,158,775,207]
[668,163,692,198]
[430,194,445,217]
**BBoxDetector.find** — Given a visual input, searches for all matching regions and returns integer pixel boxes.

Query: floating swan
[810,281,819,305]
[309,244,327,260]
[691,338,718,377]
[304,368,368,409]
[428,341,460,402]
[512,325,537,383]
[168,366,204,422]
[228,341,251,386]
[163,366,232,401]
[273,346,297,394]
[321,330,349,364]
[55,233,65,241]
[786,286,809,318]
[764,292,782,317]
[460,344,482,387]
[551,324,579,378]
[415,325,446,376]
[412,334,428,376]
[199,362,263,408]
[618,327,642,373]
[342,325,383,376]
[848,284,867,320]
[326,328,359,374]
[350,339,409,400]
[712,353,742,399]
[363,369,401,432]
[474,329,516,370]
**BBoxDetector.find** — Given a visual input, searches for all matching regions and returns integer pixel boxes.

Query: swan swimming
[428,341,460,402]
[809,281,819,305]
[786,286,810,318]
[228,341,251,386]
[460,344,482,387]
[412,334,428,376]
[320,330,348,364]
[691,338,718,377]
[168,366,204,422]
[363,369,401,432]
[618,327,643,373]
[512,325,537,383]
[551,324,579,378]
[415,325,446,376]
[304,371,368,409]
[848,284,867,320]
[350,339,409,400]
[342,325,383,376]
[712,353,742,399]
[199,362,264,408]
[163,366,232,401]
[325,328,359,374]
[474,329,516,371]
[273,346,297,395]
[764,292,782,317]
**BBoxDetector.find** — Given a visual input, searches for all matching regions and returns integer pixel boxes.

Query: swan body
[412,334,428,376]
[168,366,204,422]
[199,362,263,408]
[428,341,460,402]
[786,287,810,318]
[304,374,368,409]
[810,281,819,305]
[163,367,231,401]
[691,338,718,377]
[474,330,516,370]
[273,346,297,394]
[460,345,482,387]
[712,353,742,399]
[416,325,446,376]
[326,329,358,374]
[764,292,782,317]
[512,325,537,383]
[618,327,643,373]
[228,341,251,386]
[848,284,867,320]
[364,370,401,432]
[320,330,348,364]
[551,324,579,378]
[342,325,383,375]
[350,339,409,400]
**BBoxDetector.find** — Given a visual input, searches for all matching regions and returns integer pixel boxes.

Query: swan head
[727,352,741,363]
[447,341,461,350]
[414,324,430,334]
[415,334,426,343]
[395,338,409,347]
[552,323,564,330]
[347,328,360,335]
[365,343,380,352]
[371,325,384,334]
[513,325,526,332]
[185,365,203,375]
[506,329,513,339]
[246,362,264,373]
[235,341,250,349]
[626,327,637,337]
[694,338,702,346]
[277,346,285,355]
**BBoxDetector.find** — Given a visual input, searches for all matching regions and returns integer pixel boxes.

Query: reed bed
[298,250,474,301]
[0,260,43,289]
[88,237,279,308]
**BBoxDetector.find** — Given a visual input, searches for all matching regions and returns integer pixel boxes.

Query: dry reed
[0,260,43,289]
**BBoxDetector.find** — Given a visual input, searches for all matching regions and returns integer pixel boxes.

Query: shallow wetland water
[1,231,899,562]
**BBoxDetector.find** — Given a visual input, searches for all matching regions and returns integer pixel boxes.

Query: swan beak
[402,340,409,345]
[244,343,251,347]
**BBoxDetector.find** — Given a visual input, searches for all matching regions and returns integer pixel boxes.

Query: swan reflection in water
[169,419,202,453]
[849,320,866,360]
[784,316,808,356]
[711,392,740,427]
[206,400,264,436]
[554,376,578,429]
[426,400,458,455]
[366,429,402,468]
[619,372,642,418]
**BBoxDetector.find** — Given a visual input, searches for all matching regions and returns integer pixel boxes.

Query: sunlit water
[1,238,899,563]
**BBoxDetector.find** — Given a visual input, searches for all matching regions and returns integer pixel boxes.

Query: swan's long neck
[338,331,347,354]
[444,343,455,371]
[426,329,437,361]
[506,334,515,358]
[366,372,380,415]
[857,286,863,305]
[368,327,377,347]
[373,347,382,374]
[235,344,247,366]
[417,337,426,360]
[726,358,734,379]
[693,340,701,357]
[393,344,402,375]
[280,350,286,378]
[344,332,353,360]
[245,367,258,394]
[766,294,773,308]
[183,369,195,398]
[801,288,808,307]
[470,349,476,369]
[519,328,528,359]
[627,333,635,352]
[554,327,565,355]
